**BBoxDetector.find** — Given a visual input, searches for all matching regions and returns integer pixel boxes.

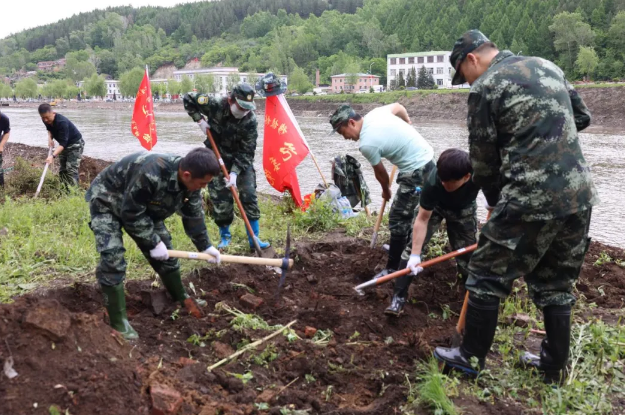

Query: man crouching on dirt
[86,148,222,340]
[434,30,597,383]
[386,149,479,316]
[330,104,434,279]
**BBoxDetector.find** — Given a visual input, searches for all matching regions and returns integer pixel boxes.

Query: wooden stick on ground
[207,320,297,372]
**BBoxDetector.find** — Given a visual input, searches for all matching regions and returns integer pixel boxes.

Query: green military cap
[232,82,256,110]
[450,29,491,85]
[329,104,356,133]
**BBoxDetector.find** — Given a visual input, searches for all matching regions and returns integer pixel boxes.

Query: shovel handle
[370,165,397,248]
[167,250,293,269]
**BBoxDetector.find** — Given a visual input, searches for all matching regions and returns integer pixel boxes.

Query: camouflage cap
[450,29,491,85]
[329,104,356,133]
[231,82,256,110]
[255,73,286,97]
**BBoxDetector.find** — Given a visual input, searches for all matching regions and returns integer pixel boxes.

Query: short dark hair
[180,147,220,178]
[437,148,472,181]
[38,103,53,114]
[474,42,498,54]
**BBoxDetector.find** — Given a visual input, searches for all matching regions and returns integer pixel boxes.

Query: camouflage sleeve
[467,90,501,207]
[179,192,212,251]
[120,171,160,250]
[566,81,591,132]
[230,114,258,175]
[183,92,218,123]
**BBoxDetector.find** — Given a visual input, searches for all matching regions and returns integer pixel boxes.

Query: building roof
[387,51,450,58]
[330,73,380,78]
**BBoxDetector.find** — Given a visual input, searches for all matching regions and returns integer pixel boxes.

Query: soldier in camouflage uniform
[38,103,84,188]
[386,149,479,316]
[434,30,598,383]
[330,104,435,278]
[183,83,270,250]
[85,148,222,339]
[0,110,11,187]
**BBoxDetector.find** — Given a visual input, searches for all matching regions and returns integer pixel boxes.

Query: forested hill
[1,0,624,98]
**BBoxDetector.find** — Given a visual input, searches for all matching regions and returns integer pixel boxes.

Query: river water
[3,107,623,248]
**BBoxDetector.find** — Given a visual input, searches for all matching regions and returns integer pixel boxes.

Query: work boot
[217,225,231,249]
[434,295,500,376]
[519,305,571,383]
[247,220,270,250]
[385,234,407,271]
[160,270,202,318]
[101,283,138,340]
[385,259,411,316]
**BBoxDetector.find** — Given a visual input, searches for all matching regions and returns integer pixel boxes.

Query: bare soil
[1,232,623,415]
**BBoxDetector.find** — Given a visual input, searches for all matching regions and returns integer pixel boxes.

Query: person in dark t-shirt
[0,111,11,187]
[385,148,480,316]
[38,103,85,188]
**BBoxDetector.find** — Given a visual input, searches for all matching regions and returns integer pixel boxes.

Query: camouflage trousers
[208,165,261,227]
[59,139,84,188]
[401,202,478,278]
[89,206,179,286]
[389,161,435,240]
[467,207,592,309]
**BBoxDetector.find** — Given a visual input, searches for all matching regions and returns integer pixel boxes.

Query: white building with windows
[77,79,123,100]
[387,51,460,89]
[172,67,287,95]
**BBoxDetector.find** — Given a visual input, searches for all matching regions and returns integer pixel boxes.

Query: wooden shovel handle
[167,250,293,269]
[370,165,397,248]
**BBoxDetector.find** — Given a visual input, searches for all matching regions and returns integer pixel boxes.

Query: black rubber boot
[385,235,407,271]
[520,305,571,383]
[434,294,500,376]
[385,259,411,316]
[101,283,139,340]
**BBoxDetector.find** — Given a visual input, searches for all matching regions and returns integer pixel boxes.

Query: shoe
[384,259,411,316]
[519,305,571,383]
[101,283,139,340]
[217,225,231,249]
[247,220,270,249]
[434,294,500,376]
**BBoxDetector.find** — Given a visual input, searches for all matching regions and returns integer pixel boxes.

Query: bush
[2,157,63,199]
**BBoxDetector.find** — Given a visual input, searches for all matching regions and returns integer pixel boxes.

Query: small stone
[141,290,169,315]
[150,382,183,415]
[212,341,234,358]
[239,294,264,309]
[178,357,197,366]
[23,300,71,341]
[304,326,317,338]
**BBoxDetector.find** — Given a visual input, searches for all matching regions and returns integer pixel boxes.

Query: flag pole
[145,65,153,151]
[308,152,329,188]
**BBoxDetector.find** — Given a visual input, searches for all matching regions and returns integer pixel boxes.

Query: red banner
[263,95,310,206]
[131,68,158,150]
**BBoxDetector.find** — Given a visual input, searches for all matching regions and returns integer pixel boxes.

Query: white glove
[483,199,495,211]
[150,241,169,261]
[203,246,221,264]
[225,172,237,188]
[198,119,210,134]
[407,254,424,276]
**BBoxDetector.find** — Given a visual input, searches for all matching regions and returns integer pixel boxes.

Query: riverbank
[4,86,625,132]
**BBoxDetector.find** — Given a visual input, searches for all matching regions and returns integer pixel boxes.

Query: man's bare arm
[388,103,412,124]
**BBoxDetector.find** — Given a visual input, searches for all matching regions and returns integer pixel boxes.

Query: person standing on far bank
[38,103,85,188]
[434,30,598,383]
[0,110,11,188]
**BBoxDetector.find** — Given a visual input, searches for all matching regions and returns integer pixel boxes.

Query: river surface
[3,107,623,248]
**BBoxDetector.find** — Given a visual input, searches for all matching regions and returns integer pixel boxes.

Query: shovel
[34,146,53,198]
[370,165,397,248]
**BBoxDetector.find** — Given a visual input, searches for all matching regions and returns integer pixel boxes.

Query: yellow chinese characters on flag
[263,95,310,206]
[131,68,158,150]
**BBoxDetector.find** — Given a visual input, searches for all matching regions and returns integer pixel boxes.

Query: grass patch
[288,89,469,105]
[575,82,625,89]
[405,357,461,415]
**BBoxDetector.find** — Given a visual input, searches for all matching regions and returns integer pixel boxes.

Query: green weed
[407,357,460,415]
[594,251,613,266]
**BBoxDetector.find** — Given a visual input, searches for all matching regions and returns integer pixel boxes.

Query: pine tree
[397,70,406,88]
[406,66,417,87]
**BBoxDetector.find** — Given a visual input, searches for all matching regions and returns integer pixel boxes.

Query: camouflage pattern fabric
[466,208,592,308]
[449,29,491,85]
[329,104,357,132]
[86,152,212,285]
[332,154,371,208]
[58,138,84,188]
[467,50,598,220]
[208,165,260,227]
[183,93,258,177]
[389,161,435,239]
[401,202,478,278]
[255,73,286,97]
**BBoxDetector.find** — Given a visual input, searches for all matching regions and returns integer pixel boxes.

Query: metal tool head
[274,225,292,300]
[353,278,377,296]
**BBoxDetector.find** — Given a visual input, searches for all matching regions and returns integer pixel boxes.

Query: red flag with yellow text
[130,68,158,150]
[263,95,310,206]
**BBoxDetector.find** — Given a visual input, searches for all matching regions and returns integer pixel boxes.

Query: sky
[0,0,205,39]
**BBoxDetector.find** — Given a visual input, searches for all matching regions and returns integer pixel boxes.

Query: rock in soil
[22,299,71,340]
[239,293,264,309]
[150,382,183,415]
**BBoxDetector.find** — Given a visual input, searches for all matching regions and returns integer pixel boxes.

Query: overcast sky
[1,0,205,39]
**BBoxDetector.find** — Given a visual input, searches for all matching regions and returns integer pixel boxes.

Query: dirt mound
[577,242,625,309]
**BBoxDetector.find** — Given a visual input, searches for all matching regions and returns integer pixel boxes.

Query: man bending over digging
[86,148,222,339]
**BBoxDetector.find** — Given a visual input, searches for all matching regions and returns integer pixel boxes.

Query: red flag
[130,67,157,150]
[263,95,310,206]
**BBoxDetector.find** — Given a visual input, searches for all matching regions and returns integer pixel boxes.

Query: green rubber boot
[101,283,139,340]
[160,270,202,318]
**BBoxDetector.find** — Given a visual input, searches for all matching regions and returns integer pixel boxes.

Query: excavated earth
[1,233,623,415]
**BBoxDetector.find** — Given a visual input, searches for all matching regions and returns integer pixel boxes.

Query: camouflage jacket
[467,50,598,221]
[183,93,258,175]
[85,153,211,251]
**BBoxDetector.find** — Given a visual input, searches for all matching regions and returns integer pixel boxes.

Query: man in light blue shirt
[330,103,435,282]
